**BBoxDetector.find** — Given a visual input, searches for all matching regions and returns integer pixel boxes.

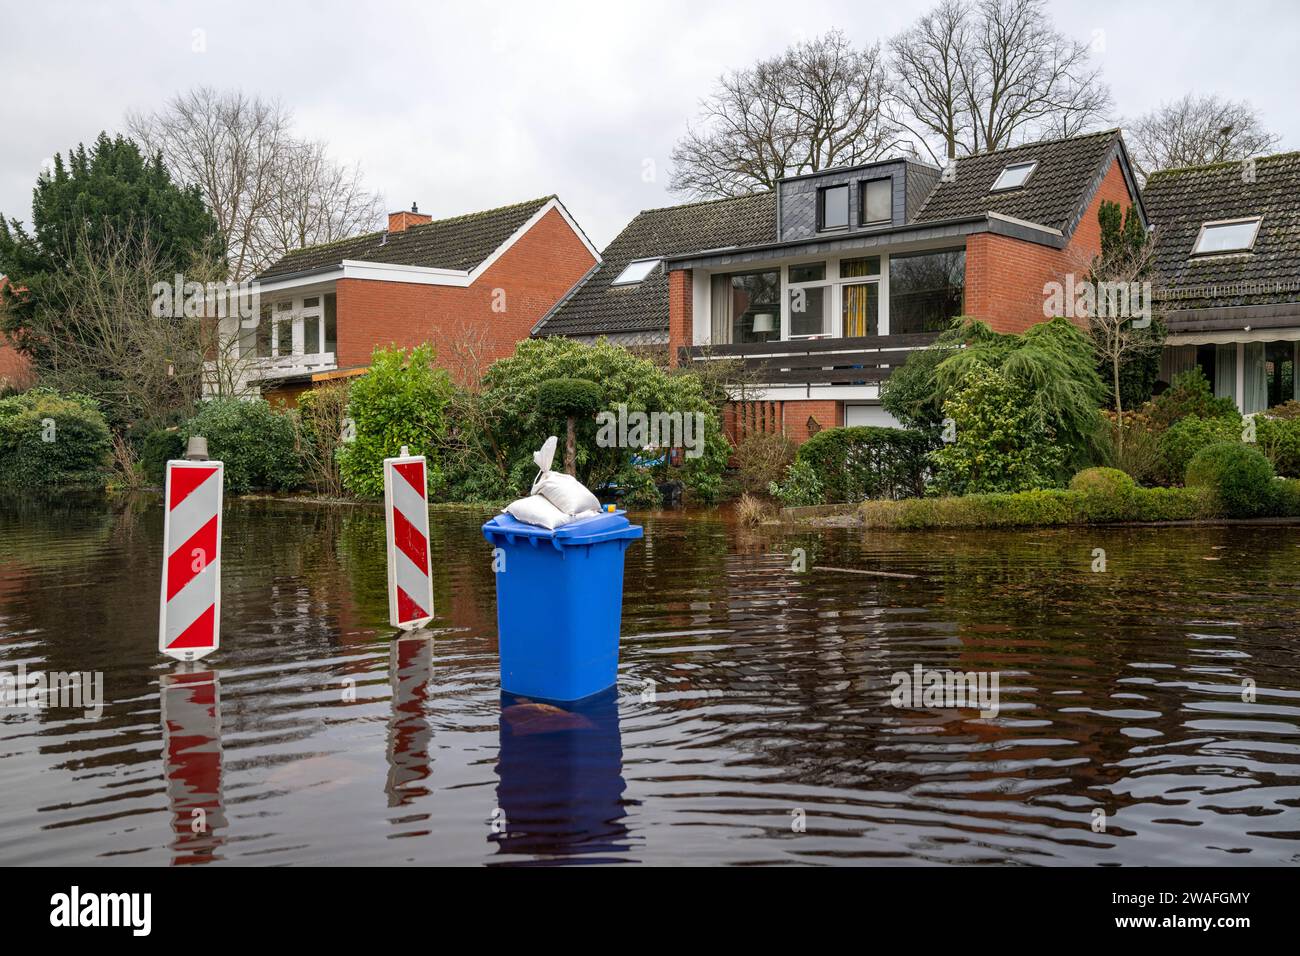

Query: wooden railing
[679,333,939,387]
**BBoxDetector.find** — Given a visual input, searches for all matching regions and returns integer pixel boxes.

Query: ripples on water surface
[1,495,1298,866]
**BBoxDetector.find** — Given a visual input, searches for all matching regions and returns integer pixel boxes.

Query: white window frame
[780,256,889,342]
[265,294,328,358]
[1191,217,1262,256]
[990,160,1038,192]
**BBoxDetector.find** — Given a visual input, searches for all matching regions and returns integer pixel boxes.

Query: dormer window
[1192,217,1262,256]
[818,184,850,230]
[611,258,661,285]
[990,161,1038,192]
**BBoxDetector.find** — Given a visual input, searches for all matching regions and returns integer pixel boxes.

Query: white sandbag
[533,471,601,516]
[505,494,574,530]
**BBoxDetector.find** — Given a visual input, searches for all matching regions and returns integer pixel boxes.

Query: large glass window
[889,250,965,335]
[711,270,780,345]
[860,179,892,225]
[818,184,849,230]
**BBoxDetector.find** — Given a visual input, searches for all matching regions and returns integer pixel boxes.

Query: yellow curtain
[842,283,875,337]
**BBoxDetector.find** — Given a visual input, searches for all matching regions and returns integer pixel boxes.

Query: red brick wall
[334,206,596,381]
[781,400,841,443]
[0,335,33,390]
[667,269,692,366]
[964,157,1135,334]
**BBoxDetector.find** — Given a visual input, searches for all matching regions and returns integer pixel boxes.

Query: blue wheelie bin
[482,510,643,702]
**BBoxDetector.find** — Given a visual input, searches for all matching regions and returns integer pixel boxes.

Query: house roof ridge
[1146,151,1300,181]
[635,191,773,217]
[402,195,555,233]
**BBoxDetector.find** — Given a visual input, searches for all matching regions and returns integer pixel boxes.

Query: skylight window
[612,259,661,285]
[990,161,1038,192]
[1192,217,1262,256]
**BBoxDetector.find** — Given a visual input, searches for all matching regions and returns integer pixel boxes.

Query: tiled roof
[913,129,1123,233]
[1143,152,1300,311]
[535,192,776,338]
[257,196,554,279]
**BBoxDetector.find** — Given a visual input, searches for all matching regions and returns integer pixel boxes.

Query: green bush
[1185,442,1276,517]
[1255,414,1300,478]
[931,361,1065,495]
[794,425,929,503]
[883,316,1105,475]
[338,344,453,499]
[139,428,185,487]
[0,388,111,488]
[453,337,729,504]
[1069,466,1138,521]
[1275,478,1300,517]
[180,398,304,494]
[1157,414,1242,486]
[768,458,824,507]
[1146,367,1240,430]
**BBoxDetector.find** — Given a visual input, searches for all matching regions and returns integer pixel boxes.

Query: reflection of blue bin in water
[482,511,643,702]
[492,688,632,861]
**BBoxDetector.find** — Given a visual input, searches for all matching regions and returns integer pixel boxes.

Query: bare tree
[28,223,225,483]
[1126,93,1281,180]
[891,0,1111,163]
[1086,205,1163,450]
[129,88,383,280]
[889,0,973,162]
[670,31,898,198]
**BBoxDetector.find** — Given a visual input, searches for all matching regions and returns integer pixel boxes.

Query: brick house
[535,129,1143,441]
[1144,152,1300,414]
[237,197,599,404]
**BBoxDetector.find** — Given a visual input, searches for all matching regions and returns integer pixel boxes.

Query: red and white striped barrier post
[159,444,224,662]
[384,446,434,631]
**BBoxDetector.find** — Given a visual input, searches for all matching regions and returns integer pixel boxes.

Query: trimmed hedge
[794,425,929,503]
[858,483,1222,530]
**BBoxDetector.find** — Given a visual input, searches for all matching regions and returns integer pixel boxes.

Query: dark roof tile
[258,196,553,279]
[536,192,776,338]
[913,129,1121,232]
[1143,153,1300,311]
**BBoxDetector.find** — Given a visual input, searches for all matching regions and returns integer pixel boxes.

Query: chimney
[388,201,432,234]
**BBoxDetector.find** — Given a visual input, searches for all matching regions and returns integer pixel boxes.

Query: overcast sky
[1,0,1296,249]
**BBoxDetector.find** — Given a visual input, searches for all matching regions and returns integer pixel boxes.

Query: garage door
[844,404,903,429]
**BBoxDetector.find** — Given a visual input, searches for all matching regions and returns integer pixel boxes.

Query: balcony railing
[679,333,939,387]
[245,352,338,381]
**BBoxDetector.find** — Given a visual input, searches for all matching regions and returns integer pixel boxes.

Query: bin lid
[482,510,644,548]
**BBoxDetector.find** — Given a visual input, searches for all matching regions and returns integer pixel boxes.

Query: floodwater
[1,494,1298,866]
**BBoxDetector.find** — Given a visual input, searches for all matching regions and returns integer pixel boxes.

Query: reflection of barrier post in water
[383,446,434,631]
[385,635,434,810]
[161,667,226,865]
[491,687,632,862]
[158,443,224,662]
